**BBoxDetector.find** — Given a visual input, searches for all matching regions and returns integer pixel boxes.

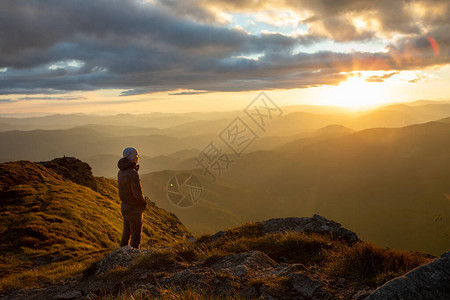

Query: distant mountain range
[142,120,450,255]
[1,102,449,256]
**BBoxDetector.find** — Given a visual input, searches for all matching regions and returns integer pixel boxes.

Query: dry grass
[0,251,105,292]
[89,284,242,299]
[0,160,190,293]
[193,229,334,266]
[95,222,436,294]
[135,250,176,269]
[326,242,434,285]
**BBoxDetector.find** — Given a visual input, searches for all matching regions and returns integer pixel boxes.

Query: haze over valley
[1,101,449,255]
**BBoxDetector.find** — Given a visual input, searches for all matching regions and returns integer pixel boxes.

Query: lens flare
[427,36,440,57]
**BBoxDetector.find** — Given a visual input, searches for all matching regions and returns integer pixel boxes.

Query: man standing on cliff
[117,147,147,249]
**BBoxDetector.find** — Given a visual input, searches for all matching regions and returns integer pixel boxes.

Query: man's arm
[129,171,147,209]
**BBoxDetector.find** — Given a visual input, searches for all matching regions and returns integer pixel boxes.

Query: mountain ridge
[0,157,191,292]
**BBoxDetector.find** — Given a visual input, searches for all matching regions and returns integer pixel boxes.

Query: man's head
[123,147,139,163]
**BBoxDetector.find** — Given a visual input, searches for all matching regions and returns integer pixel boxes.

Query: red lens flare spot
[427,36,440,57]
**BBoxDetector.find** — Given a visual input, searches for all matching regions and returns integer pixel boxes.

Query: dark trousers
[120,212,143,249]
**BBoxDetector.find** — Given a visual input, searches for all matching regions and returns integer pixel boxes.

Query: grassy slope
[0,160,190,291]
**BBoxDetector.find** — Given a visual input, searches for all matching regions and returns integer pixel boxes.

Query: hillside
[4,215,448,299]
[141,121,450,255]
[0,157,191,292]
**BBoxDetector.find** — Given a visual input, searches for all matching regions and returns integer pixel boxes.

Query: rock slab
[367,251,450,300]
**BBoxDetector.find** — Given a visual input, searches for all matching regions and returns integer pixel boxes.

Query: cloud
[365,72,400,83]
[17,96,87,101]
[0,95,87,104]
[0,0,449,97]
[408,74,427,84]
[169,90,210,95]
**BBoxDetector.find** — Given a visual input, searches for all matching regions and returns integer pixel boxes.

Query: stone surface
[353,289,373,299]
[92,245,151,276]
[367,251,450,300]
[210,230,226,242]
[39,156,97,191]
[288,272,327,298]
[54,290,82,299]
[261,214,358,243]
[212,251,278,277]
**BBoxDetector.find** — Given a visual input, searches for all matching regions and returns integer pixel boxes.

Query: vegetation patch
[135,250,176,269]
[326,242,434,285]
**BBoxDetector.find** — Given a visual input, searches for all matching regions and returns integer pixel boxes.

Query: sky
[0,0,449,114]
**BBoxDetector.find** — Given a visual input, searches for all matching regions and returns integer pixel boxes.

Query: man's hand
[142,196,148,209]
[145,196,156,207]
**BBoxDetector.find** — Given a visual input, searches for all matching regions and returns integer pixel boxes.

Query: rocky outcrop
[367,251,450,300]
[211,214,359,243]
[40,156,97,191]
[144,250,331,299]
[261,214,359,243]
[211,251,278,277]
[89,245,152,276]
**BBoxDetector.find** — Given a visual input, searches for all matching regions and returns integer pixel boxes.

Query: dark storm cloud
[0,0,449,97]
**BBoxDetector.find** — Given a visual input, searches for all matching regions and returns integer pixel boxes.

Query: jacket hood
[118,157,136,170]
[123,147,139,163]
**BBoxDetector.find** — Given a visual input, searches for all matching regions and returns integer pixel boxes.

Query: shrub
[224,222,263,240]
[221,231,332,265]
[171,242,201,263]
[194,234,212,244]
[135,250,175,269]
[202,251,228,267]
[326,242,433,285]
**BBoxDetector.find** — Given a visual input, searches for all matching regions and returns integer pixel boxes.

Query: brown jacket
[117,158,147,215]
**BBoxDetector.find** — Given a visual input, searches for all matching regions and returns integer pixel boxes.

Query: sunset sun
[324,75,389,108]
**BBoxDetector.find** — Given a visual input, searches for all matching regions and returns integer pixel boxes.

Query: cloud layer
[0,0,448,96]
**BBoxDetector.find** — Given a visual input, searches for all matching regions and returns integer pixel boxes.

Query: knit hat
[122,147,139,162]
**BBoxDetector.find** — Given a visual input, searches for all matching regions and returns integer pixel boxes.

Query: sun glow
[324,75,389,108]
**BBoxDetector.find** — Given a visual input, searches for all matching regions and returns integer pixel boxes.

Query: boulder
[40,156,97,191]
[287,272,328,299]
[261,214,358,243]
[367,251,450,300]
[91,246,151,276]
[212,251,278,277]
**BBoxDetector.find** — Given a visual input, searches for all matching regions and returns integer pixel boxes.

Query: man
[117,147,147,248]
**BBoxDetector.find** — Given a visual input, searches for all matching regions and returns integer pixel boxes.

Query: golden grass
[89,284,242,299]
[326,242,434,285]
[0,251,106,292]
[0,161,190,293]
[135,250,176,269]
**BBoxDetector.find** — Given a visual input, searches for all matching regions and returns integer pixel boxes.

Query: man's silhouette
[117,147,147,248]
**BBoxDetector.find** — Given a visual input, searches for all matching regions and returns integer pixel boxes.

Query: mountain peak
[39,156,97,191]
[0,160,62,188]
